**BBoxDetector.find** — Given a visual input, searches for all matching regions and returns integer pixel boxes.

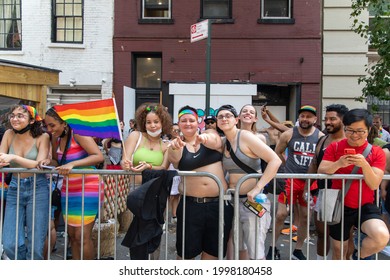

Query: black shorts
[329,203,383,241]
[176,198,233,259]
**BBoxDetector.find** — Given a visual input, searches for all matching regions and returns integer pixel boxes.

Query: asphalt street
[49,217,390,261]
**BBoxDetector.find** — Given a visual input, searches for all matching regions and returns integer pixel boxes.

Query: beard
[326,124,342,134]
[299,121,314,130]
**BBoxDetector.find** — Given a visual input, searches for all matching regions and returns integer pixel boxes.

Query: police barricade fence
[234,173,390,260]
[0,169,389,260]
[0,168,226,260]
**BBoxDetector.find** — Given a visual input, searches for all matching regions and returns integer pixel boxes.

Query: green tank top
[8,136,38,168]
[132,139,164,167]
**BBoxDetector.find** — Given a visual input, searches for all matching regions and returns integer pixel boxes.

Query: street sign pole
[190,19,211,115]
[205,20,211,115]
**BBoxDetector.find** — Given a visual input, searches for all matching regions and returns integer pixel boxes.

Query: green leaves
[351,0,390,106]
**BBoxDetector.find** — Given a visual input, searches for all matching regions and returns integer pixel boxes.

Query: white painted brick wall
[0,0,114,98]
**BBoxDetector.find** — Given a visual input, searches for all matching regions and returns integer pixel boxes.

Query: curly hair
[135,103,172,135]
[8,105,44,138]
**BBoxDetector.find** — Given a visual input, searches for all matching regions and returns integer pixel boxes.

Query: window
[133,54,162,107]
[0,0,21,50]
[142,0,171,19]
[261,0,291,19]
[135,56,162,88]
[52,0,83,43]
[202,0,231,19]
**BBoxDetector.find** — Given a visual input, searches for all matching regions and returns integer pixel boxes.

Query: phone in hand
[344,148,356,155]
[40,164,55,169]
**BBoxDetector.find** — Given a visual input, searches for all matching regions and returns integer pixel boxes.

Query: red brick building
[114,0,322,123]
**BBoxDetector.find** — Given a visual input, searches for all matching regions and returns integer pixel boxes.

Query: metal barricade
[234,173,390,260]
[0,168,228,260]
[1,169,389,260]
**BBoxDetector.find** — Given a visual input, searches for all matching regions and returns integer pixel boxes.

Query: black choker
[13,124,31,134]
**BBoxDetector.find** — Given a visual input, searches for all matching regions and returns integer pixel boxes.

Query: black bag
[263,166,285,195]
[50,131,71,210]
[5,173,12,185]
[52,185,61,210]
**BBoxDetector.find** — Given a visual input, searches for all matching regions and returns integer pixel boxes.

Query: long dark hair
[45,107,72,159]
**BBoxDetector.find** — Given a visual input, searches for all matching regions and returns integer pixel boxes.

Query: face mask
[13,124,31,134]
[147,128,162,138]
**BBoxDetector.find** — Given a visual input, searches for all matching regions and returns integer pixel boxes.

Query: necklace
[146,135,160,150]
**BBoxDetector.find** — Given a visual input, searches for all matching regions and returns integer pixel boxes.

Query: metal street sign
[190,19,209,43]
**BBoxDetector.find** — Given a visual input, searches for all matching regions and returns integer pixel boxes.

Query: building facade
[322,0,369,117]
[0,0,114,111]
[114,0,323,127]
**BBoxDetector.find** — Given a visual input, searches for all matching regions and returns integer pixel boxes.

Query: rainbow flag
[54,98,122,140]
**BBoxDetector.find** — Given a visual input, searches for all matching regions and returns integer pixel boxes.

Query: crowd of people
[0,101,389,260]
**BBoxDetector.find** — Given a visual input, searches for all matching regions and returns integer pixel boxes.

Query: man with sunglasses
[204,115,217,131]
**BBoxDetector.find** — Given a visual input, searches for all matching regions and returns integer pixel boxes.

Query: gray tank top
[223,130,261,174]
[8,135,38,168]
[285,126,319,173]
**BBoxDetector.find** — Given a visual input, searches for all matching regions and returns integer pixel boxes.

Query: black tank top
[317,135,331,189]
[178,144,222,171]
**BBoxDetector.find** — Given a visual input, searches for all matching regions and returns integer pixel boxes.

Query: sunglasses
[205,121,215,125]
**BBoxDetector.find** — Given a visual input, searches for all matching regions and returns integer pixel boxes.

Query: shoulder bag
[318,143,372,225]
[226,139,284,194]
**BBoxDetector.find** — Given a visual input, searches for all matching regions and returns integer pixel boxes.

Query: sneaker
[292,236,298,242]
[266,246,281,260]
[352,249,374,260]
[66,249,72,260]
[292,249,306,260]
[170,216,177,224]
[281,225,298,235]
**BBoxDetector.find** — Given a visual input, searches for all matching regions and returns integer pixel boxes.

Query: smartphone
[344,148,356,155]
[40,164,55,169]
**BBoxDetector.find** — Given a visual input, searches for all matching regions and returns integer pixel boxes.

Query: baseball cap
[298,105,316,116]
[204,115,216,123]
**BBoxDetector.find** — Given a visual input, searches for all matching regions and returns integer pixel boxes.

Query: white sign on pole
[190,19,209,43]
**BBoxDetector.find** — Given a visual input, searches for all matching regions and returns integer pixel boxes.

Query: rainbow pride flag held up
[54,98,122,140]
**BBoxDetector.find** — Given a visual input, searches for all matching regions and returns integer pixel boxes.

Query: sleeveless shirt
[132,137,164,167]
[222,130,261,174]
[178,144,222,171]
[8,136,38,168]
[285,126,320,173]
